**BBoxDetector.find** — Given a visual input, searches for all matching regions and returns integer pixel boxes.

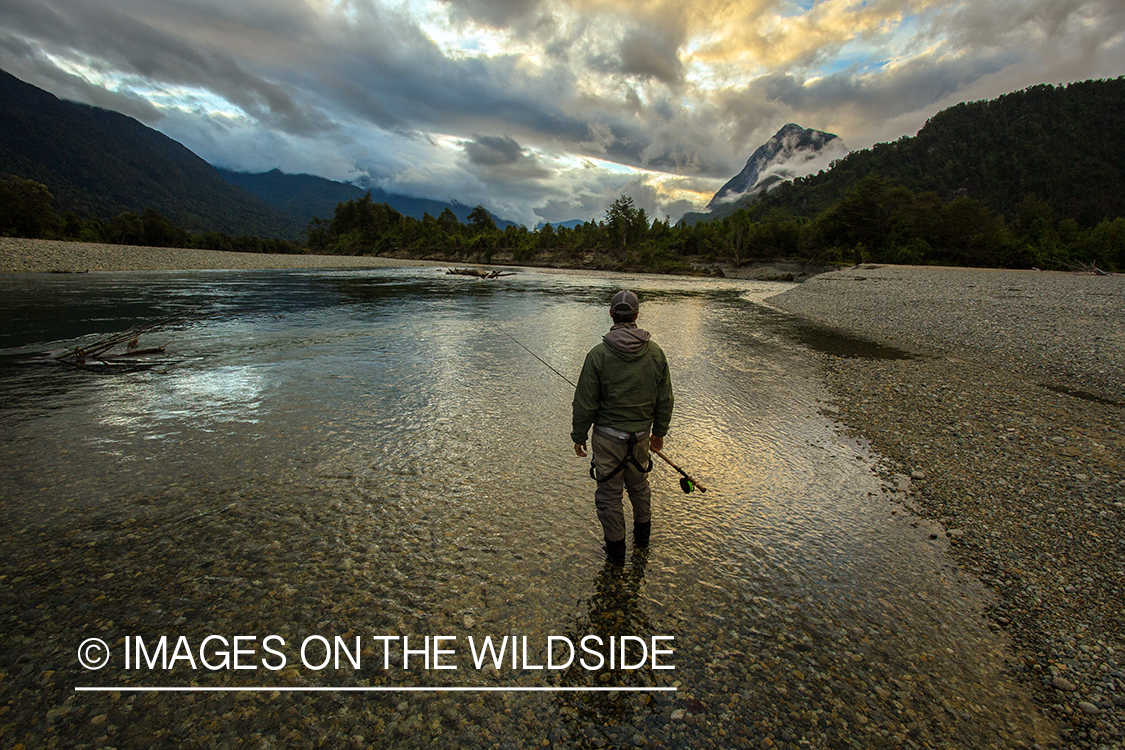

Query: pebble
[1053,677,1079,692]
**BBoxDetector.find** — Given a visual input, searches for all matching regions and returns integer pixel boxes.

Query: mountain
[677,124,848,225]
[535,219,588,230]
[708,124,848,211]
[0,69,302,239]
[220,168,517,229]
[747,78,1125,227]
[217,169,367,224]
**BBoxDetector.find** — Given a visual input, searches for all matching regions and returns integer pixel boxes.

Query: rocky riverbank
[769,264,1125,750]
[0,237,435,272]
[0,237,824,281]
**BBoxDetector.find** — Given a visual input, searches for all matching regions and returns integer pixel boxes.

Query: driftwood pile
[52,315,183,371]
[1066,262,1112,276]
[445,268,516,279]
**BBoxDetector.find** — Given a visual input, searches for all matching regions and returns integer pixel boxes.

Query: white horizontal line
[76,686,677,693]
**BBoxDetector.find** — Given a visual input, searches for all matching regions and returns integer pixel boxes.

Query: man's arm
[570,350,600,447]
[651,351,674,439]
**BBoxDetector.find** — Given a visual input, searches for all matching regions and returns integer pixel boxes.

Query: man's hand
[649,435,664,453]
[574,442,588,457]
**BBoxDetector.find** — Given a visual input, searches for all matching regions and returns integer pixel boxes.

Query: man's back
[571,331,672,440]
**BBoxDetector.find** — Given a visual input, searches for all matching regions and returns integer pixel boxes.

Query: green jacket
[571,324,674,444]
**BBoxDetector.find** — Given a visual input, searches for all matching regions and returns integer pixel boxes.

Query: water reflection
[97,365,266,432]
[558,551,656,687]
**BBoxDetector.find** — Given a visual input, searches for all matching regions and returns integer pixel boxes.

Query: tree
[1087,217,1125,271]
[0,175,58,238]
[437,207,460,232]
[938,197,1011,266]
[467,204,496,233]
[605,195,641,257]
[814,175,898,261]
[142,207,189,248]
[109,212,145,245]
[305,217,331,253]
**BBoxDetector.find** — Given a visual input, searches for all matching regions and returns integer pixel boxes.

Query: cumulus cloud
[0,0,1122,224]
[440,0,549,29]
[619,31,684,85]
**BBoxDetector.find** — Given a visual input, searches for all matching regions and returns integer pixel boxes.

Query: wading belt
[590,430,654,484]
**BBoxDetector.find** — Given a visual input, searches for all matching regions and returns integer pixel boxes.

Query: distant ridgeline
[0,68,301,240]
[218,168,515,230]
[743,78,1125,228]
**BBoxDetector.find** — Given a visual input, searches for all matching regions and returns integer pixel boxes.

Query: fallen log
[446,268,516,279]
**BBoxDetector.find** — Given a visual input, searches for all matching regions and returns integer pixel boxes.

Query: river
[0,267,1053,748]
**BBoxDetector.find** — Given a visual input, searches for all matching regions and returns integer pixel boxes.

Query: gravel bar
[769,264,1125,750]
[0,237,436,273]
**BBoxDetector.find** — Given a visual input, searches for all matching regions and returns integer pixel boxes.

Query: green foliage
[0,174,58,238]
[0,69,302,239]
[142,207,190,248]
[746,77,1125,229]
[321,193,404,255]
[2,173,1121,273]
[109,212,145,245]
[604,196,650,258]
[193,232,303,255]
[0,173,304,255]
[468,204,497,233]
[1086,217,1125,270]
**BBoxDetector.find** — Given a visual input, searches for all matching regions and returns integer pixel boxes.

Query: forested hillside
[742,78,1125,227]
[0,69,301,238]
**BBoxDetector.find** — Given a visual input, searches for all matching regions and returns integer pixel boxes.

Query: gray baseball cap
[610,290,639,315]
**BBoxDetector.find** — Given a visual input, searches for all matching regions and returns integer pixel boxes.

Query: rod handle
[651,448,709,492]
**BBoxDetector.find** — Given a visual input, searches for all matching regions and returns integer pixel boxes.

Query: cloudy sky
[1,0,1122,226]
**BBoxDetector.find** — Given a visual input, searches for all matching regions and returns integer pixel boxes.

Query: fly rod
[494,325,578,388]
[494,323,711,493]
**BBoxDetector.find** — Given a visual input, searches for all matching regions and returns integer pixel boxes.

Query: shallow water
[0,267,1054,748]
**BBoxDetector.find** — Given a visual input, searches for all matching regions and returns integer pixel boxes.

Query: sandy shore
[0,237,437,273]
[769,265,1125,750]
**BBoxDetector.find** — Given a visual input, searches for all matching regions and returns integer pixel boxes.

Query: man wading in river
[572,290,674,565]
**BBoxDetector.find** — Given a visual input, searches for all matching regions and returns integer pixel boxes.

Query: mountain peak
[707,124,848,210]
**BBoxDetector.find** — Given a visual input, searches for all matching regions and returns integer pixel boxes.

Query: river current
[0,267,1053,748]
